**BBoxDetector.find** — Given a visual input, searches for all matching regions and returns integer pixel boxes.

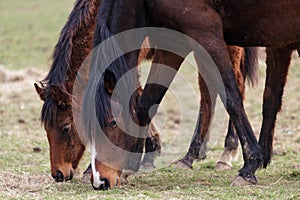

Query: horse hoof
[120,170,135,184]
[140,164,156,172]
[81,172,91,183]
[215,161,232,170]
[174,161,193,170]
[230,176,256,186]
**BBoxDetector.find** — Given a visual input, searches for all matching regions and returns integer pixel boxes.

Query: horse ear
[34,83,46,101]
[49,85,72,106]
[104,70,116,94]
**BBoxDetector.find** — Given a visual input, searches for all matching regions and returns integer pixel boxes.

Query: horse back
[217,0,300,47]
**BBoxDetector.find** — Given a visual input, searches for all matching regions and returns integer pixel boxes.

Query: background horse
[35,0,101,182]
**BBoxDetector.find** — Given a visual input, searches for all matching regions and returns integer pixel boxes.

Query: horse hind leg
[216,46,246,170]
[259,47,292,168]
[215,119,239,170]
[176,46,245,170]
[181,7,262,184]
[174,73,217,170]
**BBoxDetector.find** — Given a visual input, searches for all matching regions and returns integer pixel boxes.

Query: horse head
[83,67,147,189]
[34,83,85,182]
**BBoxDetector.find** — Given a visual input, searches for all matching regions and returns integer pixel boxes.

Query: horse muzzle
[52,169,74,182]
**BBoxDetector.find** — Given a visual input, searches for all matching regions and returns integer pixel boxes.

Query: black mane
[44,0,98,85]
[41,0,99,127]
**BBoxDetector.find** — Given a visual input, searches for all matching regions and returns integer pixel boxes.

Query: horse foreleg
[137,50,186,126]
[141,122,162,171]
[259,47,292,168]
[137,46,162,171]
[216,119,239,170]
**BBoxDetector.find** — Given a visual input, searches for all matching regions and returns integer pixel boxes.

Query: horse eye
[109,120,117,129]
[62,126,70,133]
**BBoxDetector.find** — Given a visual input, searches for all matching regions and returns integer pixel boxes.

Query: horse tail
[244,47,259,86]
[44,0,101,86]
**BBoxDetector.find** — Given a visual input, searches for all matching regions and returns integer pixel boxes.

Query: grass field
[0,1,299,199]
[0,0,74,70]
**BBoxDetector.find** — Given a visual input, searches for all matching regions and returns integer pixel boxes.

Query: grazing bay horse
[35,0,102,182]
[35,0,161,182]
[84,0,299,188]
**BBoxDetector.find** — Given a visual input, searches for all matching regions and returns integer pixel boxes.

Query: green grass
[0,1,299,199]
[0,0,73,70]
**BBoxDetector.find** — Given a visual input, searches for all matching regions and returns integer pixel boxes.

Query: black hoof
[231,175,257,186]
[238,172,257,185]
[140,163,156,172]
[93,178,110,191]
[215,161,232,170]
[173,158,193,170]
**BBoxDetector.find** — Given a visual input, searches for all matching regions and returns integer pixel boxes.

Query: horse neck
[64,0,102,94]
[45,0,101,94]
[101,0,147,67]
[109,0,146,33]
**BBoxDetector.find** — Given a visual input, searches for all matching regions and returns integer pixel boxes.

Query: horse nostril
[65,170,74,181]
[70,170,74,180]
[93,178,110,190]
[53,170,64,182]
